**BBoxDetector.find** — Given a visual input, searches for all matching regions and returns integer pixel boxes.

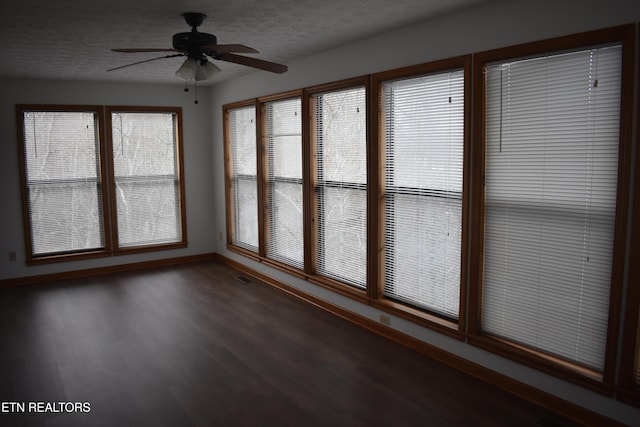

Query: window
[375,59,468,323]
[17,105,109,262]
[225,103,259,252]
[470,26,633,385]
[17,105,187,263]
[263,96,304,268]
[310,82,368,289]
[107,107,187,251]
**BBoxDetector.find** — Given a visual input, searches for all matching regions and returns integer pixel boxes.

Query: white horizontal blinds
[111,111,182,247]
[228,106,259,250]
[482,45,622,371]
[381,70,464,319]
[22,110,105,256]
[313,87,367,288]
[265,98,304,268]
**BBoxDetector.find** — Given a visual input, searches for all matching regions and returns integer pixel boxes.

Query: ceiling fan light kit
[175,58,221,81]
[110,12,287,102]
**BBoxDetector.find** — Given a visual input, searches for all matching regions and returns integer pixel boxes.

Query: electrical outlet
[8,251,16,262]
[380,315,391,326]
[219,232,223,241]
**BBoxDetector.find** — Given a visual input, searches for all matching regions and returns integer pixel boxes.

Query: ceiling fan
[109,12,288,79]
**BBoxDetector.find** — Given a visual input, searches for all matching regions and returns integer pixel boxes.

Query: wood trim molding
[467,335,611,396]
[0,253,216,287]
[616,21,640,407]
[371,298,463,340]
[214,253,623,426]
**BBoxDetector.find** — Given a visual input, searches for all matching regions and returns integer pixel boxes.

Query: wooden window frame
[16,104,111,264]
[17,104,188,264]
[371,57,471,339]
[468,25,635,394]
[617,31,640,405]
[259,91,306,273]
[224,84,371,301]
[223,99,261,260]
[304,77,370,303]
[105,106,188,255]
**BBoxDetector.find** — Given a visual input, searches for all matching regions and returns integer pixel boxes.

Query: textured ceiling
[0,0,491,85]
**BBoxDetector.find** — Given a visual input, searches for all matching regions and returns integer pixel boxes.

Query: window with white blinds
[381,70,464,319]
[264,97,304,268]
[110,110,185,248]
[481,45,622,371]
[228,105,259,251]
[19,107,106,258]
[311,86,367,288]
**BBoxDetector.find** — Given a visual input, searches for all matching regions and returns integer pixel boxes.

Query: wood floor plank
[0,261,579,426]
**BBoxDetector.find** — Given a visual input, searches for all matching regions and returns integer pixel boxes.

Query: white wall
[0,79,217,279]
[209,0,640,423]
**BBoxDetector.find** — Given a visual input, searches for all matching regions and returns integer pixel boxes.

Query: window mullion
[257,100,267,258]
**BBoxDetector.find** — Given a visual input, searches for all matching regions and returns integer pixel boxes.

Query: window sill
[27,241,190,265]
[114,241,188,256]
[468,333,613,396]
[306,274,369,305]
[372,298,464,340]
[27,249,111,265]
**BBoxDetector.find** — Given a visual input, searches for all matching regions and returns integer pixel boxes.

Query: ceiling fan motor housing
[172,32,218,52]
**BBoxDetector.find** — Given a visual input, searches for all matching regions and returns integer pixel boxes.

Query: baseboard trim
[215,253,622,427]
[0,253,217,287]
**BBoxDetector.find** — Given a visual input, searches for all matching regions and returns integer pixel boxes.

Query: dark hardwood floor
[0,261,579,426]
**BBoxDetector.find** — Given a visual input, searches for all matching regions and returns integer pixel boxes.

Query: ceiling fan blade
[216,53,288,74]
[203,44,258,54]
[112,48,179,53]
[107,54,184,72]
